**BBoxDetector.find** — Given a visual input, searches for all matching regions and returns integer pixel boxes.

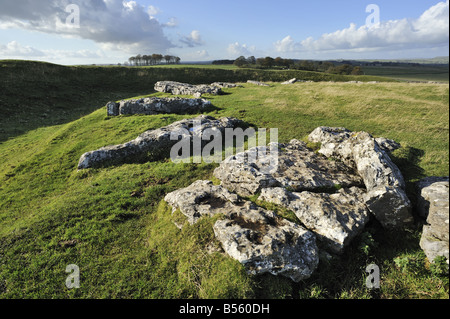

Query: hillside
[0,60,448,299]
[0,60,394,143]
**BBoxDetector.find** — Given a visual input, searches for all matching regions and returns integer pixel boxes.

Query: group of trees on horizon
[220,55,364,75]
[127,54,181,66]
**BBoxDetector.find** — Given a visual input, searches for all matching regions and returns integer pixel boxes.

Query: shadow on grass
[389,146,427,220]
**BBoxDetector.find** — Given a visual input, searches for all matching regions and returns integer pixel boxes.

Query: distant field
[363,65,449,82]
[0,60,448,299]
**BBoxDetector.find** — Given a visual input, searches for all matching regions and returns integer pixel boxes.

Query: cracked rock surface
[154,81,222,95]
[308,127,413,229]
[213,139,363,197]
[106,97,212,116]
[77,115,243,169]
[164,180,319,282]
[259,186,370,254]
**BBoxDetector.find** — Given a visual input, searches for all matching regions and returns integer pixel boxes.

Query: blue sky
[0,0,448,64]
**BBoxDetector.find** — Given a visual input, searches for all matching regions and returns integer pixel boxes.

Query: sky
[0,0,448,65]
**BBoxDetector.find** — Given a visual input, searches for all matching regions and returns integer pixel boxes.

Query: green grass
[0,60,448,299]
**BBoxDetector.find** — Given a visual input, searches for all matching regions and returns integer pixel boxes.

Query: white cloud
[227,42,256,57]
[0,40,104,63]
[180,30,204,47]
[0,0,175,53]
[275,0,449,54]
[147,5,160,17]
[274,36,298,53]
[163,17,178,28]
[0,41,45,57]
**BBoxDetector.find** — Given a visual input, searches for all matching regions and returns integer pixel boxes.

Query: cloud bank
[275,0,449,55]
[0,0,177,53]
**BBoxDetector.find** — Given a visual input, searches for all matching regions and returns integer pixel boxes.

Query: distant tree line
[230,56,363,75]
[212,59,235,65]
[128,54,181,66]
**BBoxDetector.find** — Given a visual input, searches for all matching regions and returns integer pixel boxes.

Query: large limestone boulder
[164,180,319,282]
[214,206,319,282]
[154,81,222,95]
[213,139,363,197]
[417,177,449,266]
[106,97,212,116]
[308,127,413,229]
[259,187,370,254]
[77,115,243,169]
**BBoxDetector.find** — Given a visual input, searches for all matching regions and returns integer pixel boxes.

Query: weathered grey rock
[247,80,270,87]
[374,137,402,153]
[164,180,319,282]
[308,127,413,229]
[154,81,222,95]
[164,180,242,226]
[211,82,241,88]
[106,97,212,116]
[214,139,363,197]
[416,176,449,218]
[281,78,297,85]
[259,187,370,254]
[214,205,319,282]
[417,177,449,265]
[77,115,243,169]
[106,101,120,116]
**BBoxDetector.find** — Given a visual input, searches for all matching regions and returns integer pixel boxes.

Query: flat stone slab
[247,80,270,87]
[106,97,212,116]
[154,81,222,95]
[214,139,363,197]
[281,78,298,85]
[164,180,319,282]
[77,115,243,169]
[211,82,242,88]
[259,187,370,254]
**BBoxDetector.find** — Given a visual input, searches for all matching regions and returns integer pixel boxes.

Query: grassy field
[363,64,449,83]
[0,61,448,299]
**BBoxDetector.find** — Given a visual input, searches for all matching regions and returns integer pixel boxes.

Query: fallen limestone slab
[164,180,319,282]
[308,127,413,229]
[106,97,212,116]
[213,139,363,197]
[259,187,370,254]
[154,81,222,95]
[77,115,243,169]
[211,82,242,88]
[281,78,297,85]
[417,177,449,266]
[247,80,270,87]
